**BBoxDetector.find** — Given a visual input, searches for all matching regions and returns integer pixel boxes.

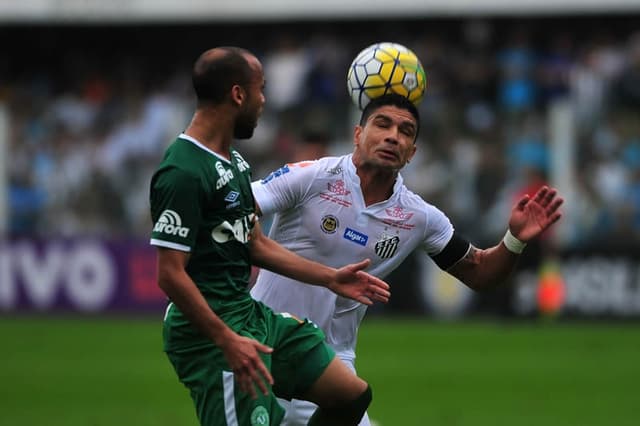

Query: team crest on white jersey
[153,209,190,238]
[320,215,339,234]
[375,234,400,259]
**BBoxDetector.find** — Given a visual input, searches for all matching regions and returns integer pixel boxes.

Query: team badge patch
[250,406,269,425]
[321,215,339,234]
[375,235,400,258]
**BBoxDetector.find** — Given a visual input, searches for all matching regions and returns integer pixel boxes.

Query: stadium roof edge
[0,0,639,23]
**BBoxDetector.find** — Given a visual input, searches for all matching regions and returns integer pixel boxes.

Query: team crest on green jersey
[250,406,269,425]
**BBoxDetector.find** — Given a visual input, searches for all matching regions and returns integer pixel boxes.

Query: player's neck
[184,110,234,160]
[357,167,396,206]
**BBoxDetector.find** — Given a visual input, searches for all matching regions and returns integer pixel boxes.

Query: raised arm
[249,220,390,305]
[448,186,564,291]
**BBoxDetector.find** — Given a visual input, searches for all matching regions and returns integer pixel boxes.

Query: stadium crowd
[3,18,640,250]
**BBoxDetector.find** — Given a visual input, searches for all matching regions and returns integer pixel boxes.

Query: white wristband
[502,229,527,254]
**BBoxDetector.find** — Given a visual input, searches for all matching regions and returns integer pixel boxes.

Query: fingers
[356,270,390,290]
[515,194,530,210]
[236,361,258,399]
[248,358,271,397]
[532,186,561,208]
[253,343,274,386]
[235,357,272,399]
[356,271,391,303]
[548,211,562,226]
[369,288,390,303]
[254,341,274,355]
[232,341,274,399]
[532,186,550,204]
[349,258,371,271]
[547,197,564,215]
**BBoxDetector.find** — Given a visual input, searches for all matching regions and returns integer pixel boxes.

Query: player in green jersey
[149,47,390,426]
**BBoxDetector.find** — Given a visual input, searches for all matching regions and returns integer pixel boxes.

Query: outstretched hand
[327,259,391,305]
[509,185,564,242]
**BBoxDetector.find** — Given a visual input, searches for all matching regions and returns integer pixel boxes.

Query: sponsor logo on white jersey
[153,209,190,238]
[343,227,368,246]
[261,165,290,184]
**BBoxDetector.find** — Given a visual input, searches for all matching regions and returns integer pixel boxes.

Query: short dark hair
[359,94,421,141]
[192,47,253,104]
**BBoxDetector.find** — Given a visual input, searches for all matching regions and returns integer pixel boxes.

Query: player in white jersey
[251,94,564,425]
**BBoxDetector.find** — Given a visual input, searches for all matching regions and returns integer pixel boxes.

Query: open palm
[509,186,564,242]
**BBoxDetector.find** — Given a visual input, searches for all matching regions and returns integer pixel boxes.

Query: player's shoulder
[396,183,429,209]
[289,155,345,171]
[152,139,202,184]
[395,182,449,222]
[260,155,346,184]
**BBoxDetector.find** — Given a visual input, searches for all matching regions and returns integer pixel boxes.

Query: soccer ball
[347,42,427,110]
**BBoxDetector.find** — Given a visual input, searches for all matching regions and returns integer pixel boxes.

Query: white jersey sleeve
[251,160,323,216]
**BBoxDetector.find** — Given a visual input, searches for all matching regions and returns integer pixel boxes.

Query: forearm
[449,243,521,291]
[250,233,335,287]
[158,270,233,346]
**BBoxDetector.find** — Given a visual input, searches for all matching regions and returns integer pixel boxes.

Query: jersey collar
[178,133,232,164]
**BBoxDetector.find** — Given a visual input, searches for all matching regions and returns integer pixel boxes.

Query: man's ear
[230,85,245,106]
[353,125,362,148]
[407,143,417,163]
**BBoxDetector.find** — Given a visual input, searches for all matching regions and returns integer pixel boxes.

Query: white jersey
[251,154,456,360]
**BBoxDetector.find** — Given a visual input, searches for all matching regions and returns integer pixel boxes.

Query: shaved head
[192,46,255,104]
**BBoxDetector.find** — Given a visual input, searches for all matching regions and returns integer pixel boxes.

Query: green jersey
[150,133,256,351]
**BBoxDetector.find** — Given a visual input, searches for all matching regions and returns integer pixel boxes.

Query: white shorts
[277,356,371,426]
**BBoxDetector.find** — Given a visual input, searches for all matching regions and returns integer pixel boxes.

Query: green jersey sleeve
[150,167,201,252]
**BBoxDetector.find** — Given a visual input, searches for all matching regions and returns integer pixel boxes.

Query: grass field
[1,317,639,426]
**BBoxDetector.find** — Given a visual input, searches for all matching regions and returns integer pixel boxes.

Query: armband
[502,229,527,254]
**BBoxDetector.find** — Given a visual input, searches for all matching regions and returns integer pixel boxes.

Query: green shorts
[165,305,335,426]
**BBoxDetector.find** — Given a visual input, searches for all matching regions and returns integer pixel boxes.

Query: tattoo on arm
[460,245,481,267]
[447,244,481,284]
